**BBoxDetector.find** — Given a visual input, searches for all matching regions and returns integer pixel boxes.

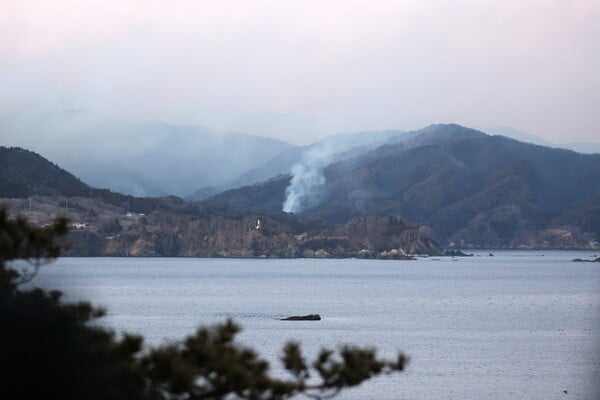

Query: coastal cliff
[2,196,442,258]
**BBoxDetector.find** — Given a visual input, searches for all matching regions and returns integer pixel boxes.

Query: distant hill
[0,147,90,198]
[4,112,294,197]
[0,146,441,257]
[0,146,184,214]
[187,129,406,201]
[204,124,486,210]
[203,124,600,249]
[5,123,599,250]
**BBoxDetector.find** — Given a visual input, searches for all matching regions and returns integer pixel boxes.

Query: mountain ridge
[186,129,407,201]
[202,124,600,249]
[0,146,443,257]
[3,122,599,250]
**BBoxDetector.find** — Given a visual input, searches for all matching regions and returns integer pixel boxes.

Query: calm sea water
[25,251,600,399]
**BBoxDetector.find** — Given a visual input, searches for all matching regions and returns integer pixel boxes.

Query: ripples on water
[27,251,600,400]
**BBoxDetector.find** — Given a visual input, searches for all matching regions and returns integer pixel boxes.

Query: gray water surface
[26,251,600,399]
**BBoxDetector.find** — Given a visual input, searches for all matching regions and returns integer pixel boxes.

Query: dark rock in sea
[572,257,600,263]
[444,249,473,257]
[281,314,321,321]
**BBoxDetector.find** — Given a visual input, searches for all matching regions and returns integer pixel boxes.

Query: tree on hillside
[0,207,408,400]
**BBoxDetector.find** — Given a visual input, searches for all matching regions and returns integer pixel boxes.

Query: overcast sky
[1,0,599,145]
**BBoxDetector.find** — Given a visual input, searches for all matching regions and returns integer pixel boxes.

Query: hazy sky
[1,0,599,144]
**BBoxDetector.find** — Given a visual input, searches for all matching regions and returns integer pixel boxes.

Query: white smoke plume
[282,145,333,213]
[281,129,407,213]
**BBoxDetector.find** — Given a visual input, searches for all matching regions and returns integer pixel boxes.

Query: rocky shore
[4,197,443,258]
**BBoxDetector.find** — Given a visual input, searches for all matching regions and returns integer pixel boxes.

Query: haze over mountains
[1,123,599,250]
[188,129,408,201]
[2,111,293,197]
[203,124,600,249]
[0,146,441,258]
[484,126,600,154]
[3,110,599,200]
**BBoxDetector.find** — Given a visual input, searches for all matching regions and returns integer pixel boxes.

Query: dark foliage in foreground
[0,208,407,399]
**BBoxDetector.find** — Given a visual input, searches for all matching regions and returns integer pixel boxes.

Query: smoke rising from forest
[282,145,334,213]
